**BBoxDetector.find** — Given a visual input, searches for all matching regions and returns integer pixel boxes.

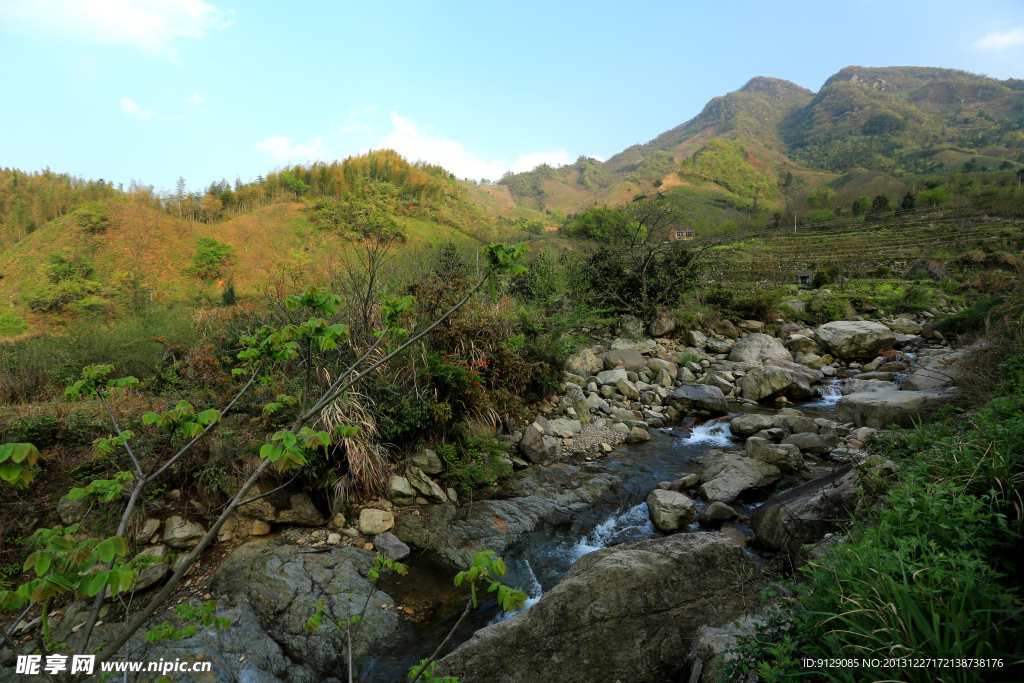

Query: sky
[1,0,1024,194]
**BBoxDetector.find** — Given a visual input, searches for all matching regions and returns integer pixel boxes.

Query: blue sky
[1,0,1024,194]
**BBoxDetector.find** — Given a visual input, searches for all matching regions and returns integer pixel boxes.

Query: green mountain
[490,66,1024,218]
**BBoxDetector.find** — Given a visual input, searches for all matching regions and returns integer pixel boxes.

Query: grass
[0,312,28,338]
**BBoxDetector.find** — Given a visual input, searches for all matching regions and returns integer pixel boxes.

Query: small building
[797,270,813,286]
[668,225,695,241]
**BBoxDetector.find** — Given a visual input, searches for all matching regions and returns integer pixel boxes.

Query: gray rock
[162,516,205,549]
[706,339,732,354]
[839,378,900,395]
[750,464,859,550]
[625,426,651,444]
[728,413,774,437]
[738,366,793,402]
[548,418,583,434]
[358,508,395,534]
[519,423,558,463]
[813,321,895,360]
[408,448,444,475]
[888,317,922,334]
[406,466,448,504]
[646,489,696,531]
[836,389,958,429]
[56,495,90,526]
[781,432,831,455]
[772,414,817,434]
[901,349,973,392]
[136,518,161,544]
[616,314,645,338]
[235,482,326,526]
[690,613,767,681]
[698,501,738,526]
[373,532,410,561]
[387,475,417,506]
[564,348,603,377]
[596,367,628,385]
[131,545,169,592]
[728,333,793,363]
[646,358,678,378]
[615,377,640,400]
[745,438,804,472]
[672,383,728,414]
[699,455,782,503]
[781,298,806,315]
[435,534,761,683]
[599,348,647,372]
[648,310,676,337]
[687,329,707,348]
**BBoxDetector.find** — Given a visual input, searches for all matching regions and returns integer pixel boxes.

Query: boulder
[406,466,448,504]
[765,358,824,399]
[706,339,732,354]
[738,366,793,402]
[697,501,738,526]
[713,320,739,337]
[625,426,651,444]
[728,333,791,364]
[549,418,583,434]
[728,413,774,437]
[750,464,859,550]
[699,455,782,503]
[745,438,804,472]
[906,259,949,281]
[599,348,647,372]
[646,489,696,531]
[387,475,417,506]
[737,319,764,332]
[131,545,170,592]
[616,315,645,338]
[57,495,90,526]
[136,518,161,544]
[373,532,410,561]
[813,321,895,360]
[839,378,899,395]
[686,329,707,349]
[648,309,676,337]
[672,383,728,414]
[786,334,819,354]
[358,508,395,535]
[836,389,958,429]
[596,367,628,385]
[901,349,972,392]
[609,337,658,353]
[781,432,832,455]
[519,423,559,463]
[888,317,922,335]
[615,377,640,400]
[435,534,761,683]
[646,358,678,378]
[162,516,205,549]
[408,448,444,475]
[235,482,326,526]
[564,348,604,378]
[781,298,806,315]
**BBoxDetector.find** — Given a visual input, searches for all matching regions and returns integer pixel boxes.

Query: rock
[745,438,804,472]
[901,349,973,391]
[136,518,161,544]
[750,464,859,550]
[888,317,922,335]
[728,333,791,364]
[406,466,448,504]
[798,353,825,370]
[596,367,628,385]
[705,339,732,354]
[599,348,646,372]
[786,334,819,354]
[849,427,876,442]
[331,512,346,527]
[690,614,767,681]
[358,509,395,535]
[251,520,271,535]
[813,321,895,360]
[728,413,774,437]
[672,383,728,414]
[713,320,739,337]
[609,337,658,353]
[738,366,793,402]
[616,314,645,338]
[646,358,678,378]
[408,448,444,475]
[57,495,90,525]
[699,454,782,503]
[698,501,738,526]
[615,377,640,400]
[737,319,764,332]
[667,473,701,490]
[387,475,417,506]
[235,482,326,526]
[836,389,958,429]
[646,489,696,531]
[906,258,949,281]
[781,432,832,455]
[373,532,410,561]
[131,545,169,592]
[781,298,806,315]
[435,534,761,683]
[625,426,651,444]
[549,418,583,434]
[519,423,558,463]
[162,516,205,549]
[686,329,707,348]
[447,487,458,502]
[564,348,604,377]
[327,533,342,544]
[648,309,676,337]
[839,378,900,395]
[209,542,399,679]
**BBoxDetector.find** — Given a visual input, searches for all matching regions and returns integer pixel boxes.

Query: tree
[867,194,891,220]
[0,244,527,680]
[898,191,916,215]
[851,195,871,216]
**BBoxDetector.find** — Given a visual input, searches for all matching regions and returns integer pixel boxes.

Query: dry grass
[317,390,390,511]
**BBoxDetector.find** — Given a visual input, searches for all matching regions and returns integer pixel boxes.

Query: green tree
[851,195,871,216]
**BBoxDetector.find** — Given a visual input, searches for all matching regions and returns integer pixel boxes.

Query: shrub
[186,237,235,282]
[937,296,1004,336]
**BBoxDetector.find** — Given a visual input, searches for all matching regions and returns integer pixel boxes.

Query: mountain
[490,66,1024,217]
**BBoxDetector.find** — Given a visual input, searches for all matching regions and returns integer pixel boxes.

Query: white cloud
[120,96,152,119]
[256,135,326,160]
[376,112,570,180]
[974,27,1024,51]
[186,92,203,105]
[0,0,235,63]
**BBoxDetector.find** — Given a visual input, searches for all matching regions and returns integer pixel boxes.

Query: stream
[362,396,840,682]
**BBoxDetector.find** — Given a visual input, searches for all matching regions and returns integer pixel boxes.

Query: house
[668,225,695,241]
[797,270,813,286]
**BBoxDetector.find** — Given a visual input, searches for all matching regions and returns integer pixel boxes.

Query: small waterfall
[489,560,543,624]
[566,502,656,561]
[803,378,842,407]
[688,420,736,446]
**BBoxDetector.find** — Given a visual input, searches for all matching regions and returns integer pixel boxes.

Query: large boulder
[162,516,205,549]
[888,317,922,335]
[836,389,958,429]
[839,378,900,395]
[519,423,559,463]
[435,534,761,683]
[564,348,604,378]
[649,309,677,337]
[745,438,803,472]
[131,545,170,592]
[596,367,628,385]
[901,349,976,392]
[599,348,647,372]
[728,413,774,437]
[646,489,696,531]
[728,333,792,363]
[813,321,895,360]
[406,466,448,503]
[699,454,782,503]
[738,366,793,402]
[387,474,417,506]
[672,384,728,414]
[616,315,645,338]
[750,464,859,550]
[781,432,832,455]
[765,358,824,399]
[687,329,707,348]
[408,448,444,475]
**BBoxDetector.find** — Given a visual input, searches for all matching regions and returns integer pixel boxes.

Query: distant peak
[739,76,811,95]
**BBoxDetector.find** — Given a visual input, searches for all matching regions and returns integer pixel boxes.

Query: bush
[441,436,512,495]
[938,296,1004,336]
[728,288,780,323]
[186,237,235,282]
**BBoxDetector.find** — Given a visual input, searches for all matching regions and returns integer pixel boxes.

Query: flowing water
[362,401,838,681]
